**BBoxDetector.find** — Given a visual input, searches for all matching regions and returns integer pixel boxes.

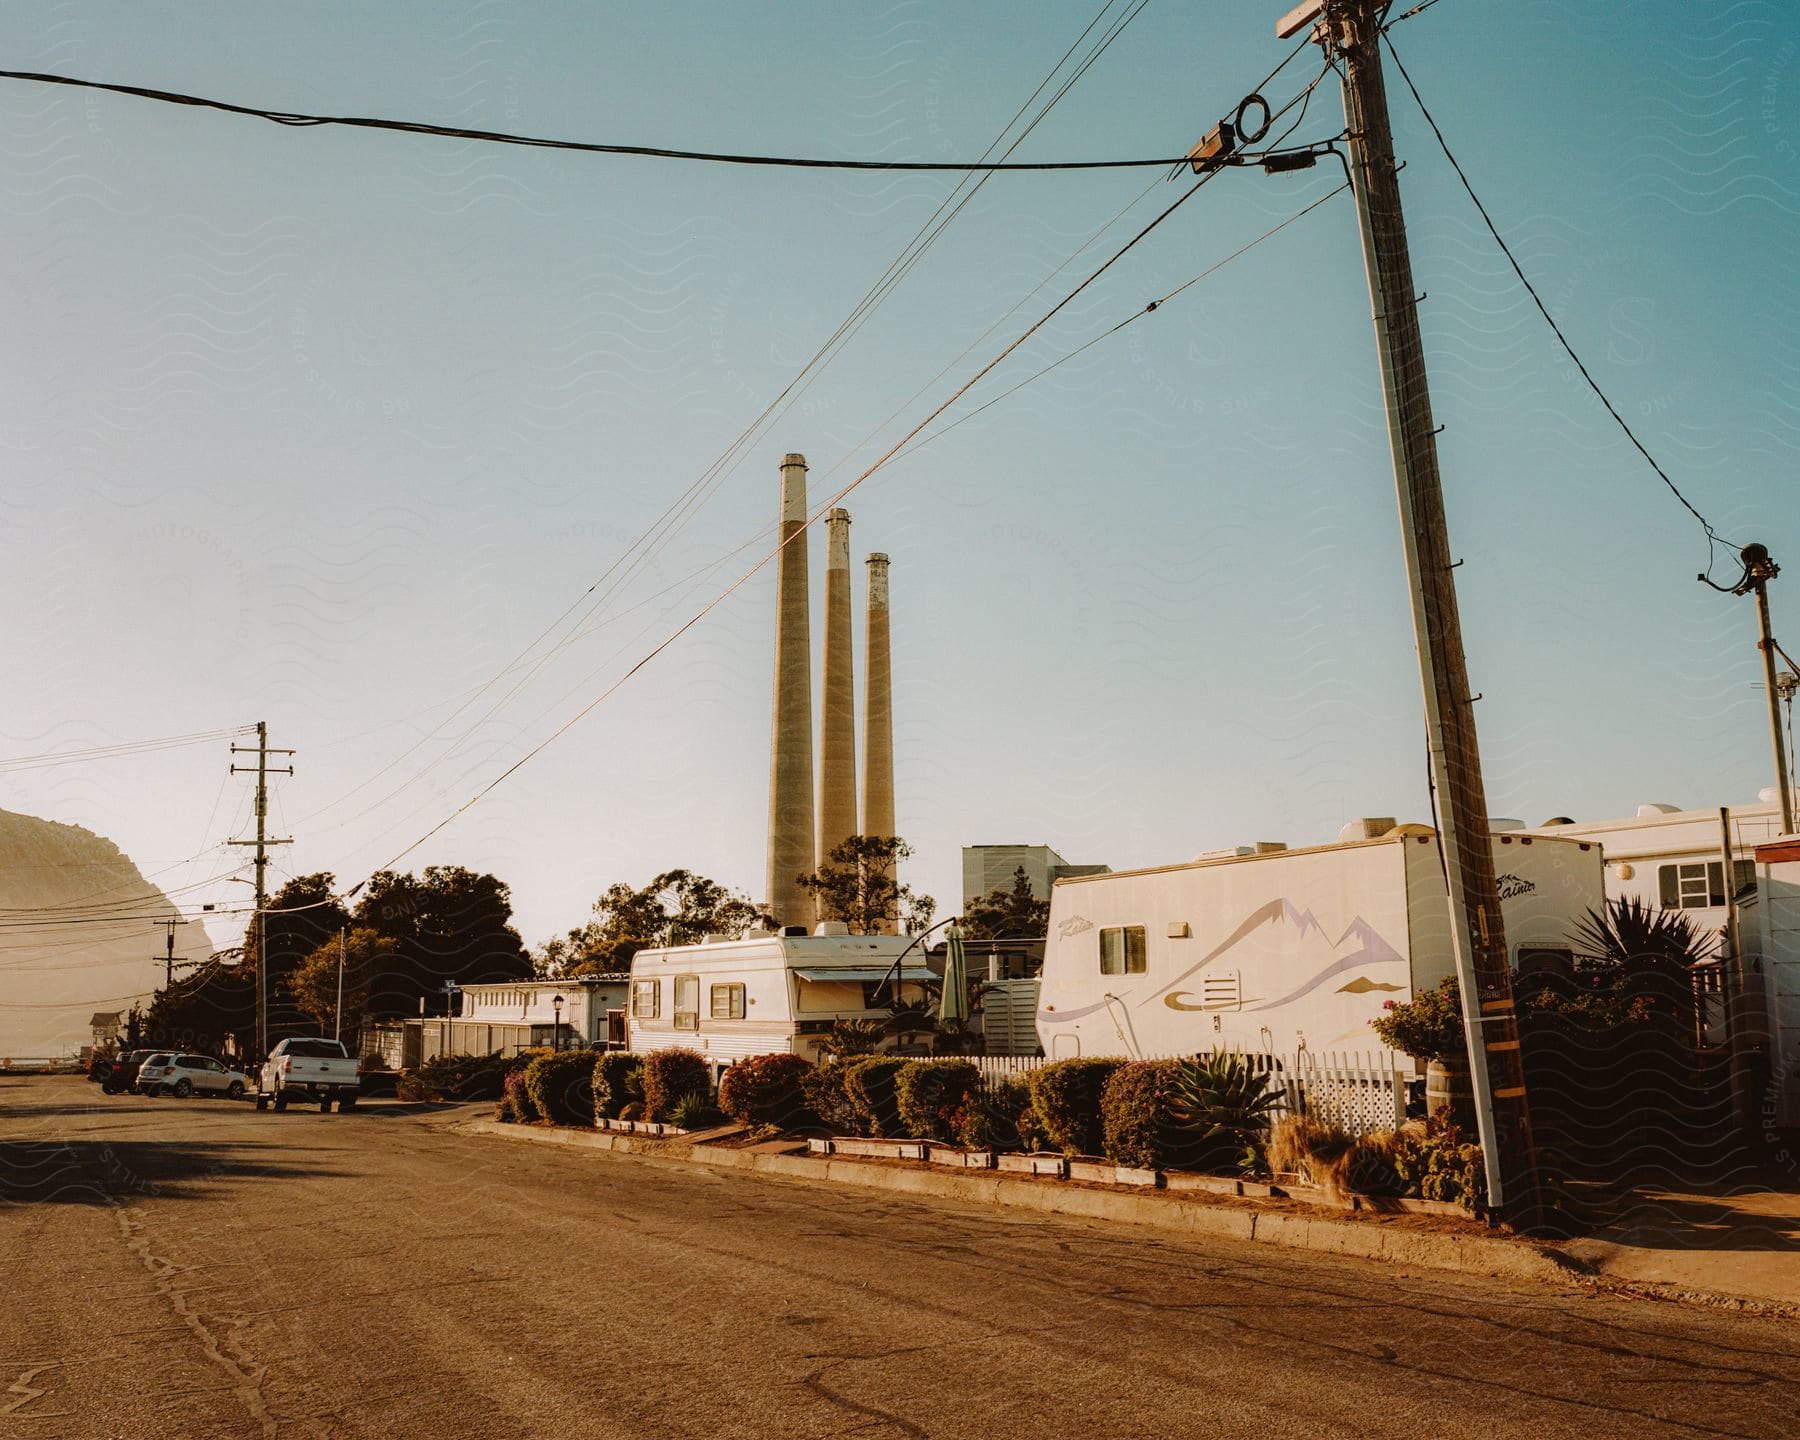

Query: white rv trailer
[627,929,933,1075]
[1036,827,1604,1066]
[1527,795,1784,942]
[1739,834,1800,1126]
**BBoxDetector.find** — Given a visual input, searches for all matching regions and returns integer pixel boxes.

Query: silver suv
[141,1053,249,1100]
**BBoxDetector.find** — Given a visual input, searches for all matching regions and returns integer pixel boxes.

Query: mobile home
[627,929,933,1074]
[1528,794,1785,941]
[1036,826,1604,1067]
[1739,833,1800,1126]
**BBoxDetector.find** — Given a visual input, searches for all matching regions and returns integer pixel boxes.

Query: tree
[250,873,353,1044]
[138,957,256,1056]
[354,866,531,1017]
[962,865,1051,941]
[286,927,400,1038]
[534,869,766,978]
[797,836,936,936]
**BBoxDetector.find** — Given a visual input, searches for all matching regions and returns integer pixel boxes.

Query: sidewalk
[1558,1181,1800,1310]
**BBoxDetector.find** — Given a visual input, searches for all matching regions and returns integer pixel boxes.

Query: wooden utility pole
[230,721,294,1059]
[1278,0,1539,1218]
[1747,547,1795,834]
[151,915,190,989]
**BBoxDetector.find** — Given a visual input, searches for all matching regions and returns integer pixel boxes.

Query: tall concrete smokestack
[817,508,858,871]
[766,454,815,929]
[862,552,895,930]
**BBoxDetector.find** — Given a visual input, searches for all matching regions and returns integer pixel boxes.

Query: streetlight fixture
[552,994,565,1052]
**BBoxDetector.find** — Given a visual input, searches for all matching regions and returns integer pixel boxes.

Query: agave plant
[1168,1050,1284,1174]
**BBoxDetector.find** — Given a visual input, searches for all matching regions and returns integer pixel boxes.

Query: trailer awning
[792,967,934,982]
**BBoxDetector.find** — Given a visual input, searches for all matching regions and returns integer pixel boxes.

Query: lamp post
[552,994,565,1053]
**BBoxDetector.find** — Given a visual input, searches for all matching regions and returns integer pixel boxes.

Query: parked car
[256,1037,360,1113]
[131,1053,174,1094]
[102,1049,157,1094]
[140,1054,249,1100]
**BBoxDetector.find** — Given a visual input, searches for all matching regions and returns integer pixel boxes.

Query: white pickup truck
[255,1037,361,1112]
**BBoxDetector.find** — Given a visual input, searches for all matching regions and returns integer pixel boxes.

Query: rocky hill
[0,808,213,1059]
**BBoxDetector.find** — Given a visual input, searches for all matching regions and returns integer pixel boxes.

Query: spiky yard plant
[1167,1050,1284,1175]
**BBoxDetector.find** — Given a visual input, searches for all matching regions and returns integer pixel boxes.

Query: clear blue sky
[2,1,1795,1035]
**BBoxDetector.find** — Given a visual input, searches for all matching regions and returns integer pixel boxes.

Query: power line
[354,163,1231,888]
[0,68,1202,172]
[0,725,251,773]
[1379,31,1734,568]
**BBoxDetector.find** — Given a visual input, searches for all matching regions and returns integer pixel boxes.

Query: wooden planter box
[1114,1166,1162,1188]
[823,1137,928,1161]
[997,1153,1068,1178]
[1066,1160,1118,1185]
[1164,1172,1286,1198]
[929,1146,996,1170]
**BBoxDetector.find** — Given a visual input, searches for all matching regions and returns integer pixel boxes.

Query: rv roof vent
[1337,817,1397,843]
[782,925,809,937]
[1192,846,1257,862]
[701,933,737,945]
[1636,802,1682,817]
[1490,818,1525,832]
[1539,816,1575,826]
[813,921,850,937]
[1253,841,1287,854]
[1759,787,1780,804]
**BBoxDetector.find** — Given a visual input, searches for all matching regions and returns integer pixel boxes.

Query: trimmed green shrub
[843,1056,909,1138]
[524,1050,597,1127]
[593,1052,644,1122]
[801,1062,860,1134]
[398,1051,513,1102]
[956,1074,1031,1151]
[641,1047,711,1122]
[717,1053,814,1129]
[1027,1057,1126,1156]
[894,1059,981,1142]
[1099,1059,1183,1170]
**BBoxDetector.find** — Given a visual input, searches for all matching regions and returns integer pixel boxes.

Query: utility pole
[1275,0,1539,1219]
[334,927,346,1043]
[151,915,190,989]
[1702,543,1794,834]
[230,721,294,1060]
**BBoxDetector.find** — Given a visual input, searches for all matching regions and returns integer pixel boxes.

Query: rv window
[1658,860,1756,910]
[631,979,660,1020]
[1098,926,1147,976]
[710,982,746,1020]
[674,975,700,1031]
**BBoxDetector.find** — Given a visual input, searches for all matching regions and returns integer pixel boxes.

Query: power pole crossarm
[1292,0,1540,1220]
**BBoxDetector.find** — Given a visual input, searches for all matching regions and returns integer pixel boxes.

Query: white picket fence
[968,1048,1407,1138]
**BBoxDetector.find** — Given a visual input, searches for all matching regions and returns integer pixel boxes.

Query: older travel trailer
[627,928,933,1074]
[1036,825,1604,1066]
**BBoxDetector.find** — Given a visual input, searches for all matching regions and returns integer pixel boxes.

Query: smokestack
[862,552,895,931]
[766,454,815,929]
[817,508,857,872]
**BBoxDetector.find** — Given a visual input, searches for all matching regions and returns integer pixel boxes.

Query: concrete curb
[461,1119,1585,1291]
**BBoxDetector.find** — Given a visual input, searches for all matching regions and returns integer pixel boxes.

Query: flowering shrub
[497,1067,533,1123]
[1393,1111,1488,1210]
[1370,976,1464,1063]
[1027,1057,1126,1156]
[641,1047,711,1123]
[1098,1059,1182,1170]
[524,1050,597,1127]
[592,1052,644,1121]
[894,1059,981,1142]
[717,1053,814,1129]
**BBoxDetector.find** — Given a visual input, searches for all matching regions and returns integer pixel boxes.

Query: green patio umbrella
[938,922,970,1029]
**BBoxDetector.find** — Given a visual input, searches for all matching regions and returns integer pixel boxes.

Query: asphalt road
[2,1075,1796,1440]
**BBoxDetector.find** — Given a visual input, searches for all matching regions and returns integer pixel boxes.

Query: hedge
[717,1053,814,1129]
[397,1051,514,1102]
[592,1051,644,1122]
[524,1050,597,1127]
[1099,1059,1184,1170]
[641,1047,711,1122]
[497,1068,532,1123]
[1027,1057,1126,1156]
[894,1059,982,1142]
[801,1062,860,1134]
[843,1056,909,1138]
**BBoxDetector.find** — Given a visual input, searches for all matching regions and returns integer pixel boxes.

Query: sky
[2,1,1796,1048]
